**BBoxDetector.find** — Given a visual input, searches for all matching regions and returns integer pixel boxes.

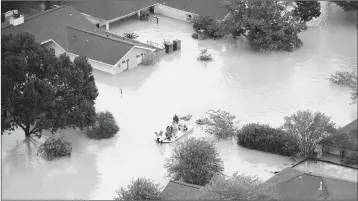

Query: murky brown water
[1,2,357,200]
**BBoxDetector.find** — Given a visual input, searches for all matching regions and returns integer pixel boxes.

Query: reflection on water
[2,2,357,200]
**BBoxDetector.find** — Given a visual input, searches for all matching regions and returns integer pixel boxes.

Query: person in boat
[173,114,179,124]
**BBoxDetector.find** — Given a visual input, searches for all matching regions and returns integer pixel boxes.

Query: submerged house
[320,119,358,157]
[1,5,155,75]
[69,0,230,29]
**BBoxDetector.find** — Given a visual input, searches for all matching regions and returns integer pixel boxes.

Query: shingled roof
[160,180,203,200]
[69,0,156,21]
[1,5,140,65]
[263,167,358,200]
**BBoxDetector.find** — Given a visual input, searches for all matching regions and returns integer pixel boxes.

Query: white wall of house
[115,47,154,74]
[42,40,116,75]
[154,4,197,22]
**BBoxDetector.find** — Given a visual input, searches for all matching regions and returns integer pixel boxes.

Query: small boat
[155,121,193,144]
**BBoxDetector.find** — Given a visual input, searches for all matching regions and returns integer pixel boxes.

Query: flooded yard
[1,2,357,200]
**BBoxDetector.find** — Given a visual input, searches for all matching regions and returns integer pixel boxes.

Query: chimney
[9,10,24,26]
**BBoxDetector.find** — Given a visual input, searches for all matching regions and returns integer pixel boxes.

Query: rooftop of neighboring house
[160,180,203,200]
[69,0,156,21]
[263,166,358,200]
[320,119,358,151]
[156,0,230,21]
[1,4,142,65]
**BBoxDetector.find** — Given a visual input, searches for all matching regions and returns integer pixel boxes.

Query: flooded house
[1,4,156,75]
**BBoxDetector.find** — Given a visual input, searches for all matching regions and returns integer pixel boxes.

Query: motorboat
[155,121,193,144]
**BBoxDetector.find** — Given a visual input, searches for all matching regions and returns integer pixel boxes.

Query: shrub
[37,136,72,161]
[165,137,224,186]
[204,110,239,140]
[197,173,279,200]
[114,177,161,200]
[198,49,213,61]
[124,32,139,39]
[237,123,299,156]
[342,152,358,165]
[86,111,120,139]
[282,110,337,159]
[192,16,226,39]
[139,10,150,20]
[192,33,199,39]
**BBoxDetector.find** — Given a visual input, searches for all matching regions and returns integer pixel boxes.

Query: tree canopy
[165,137,224,186]
[224,0,307,51]
[334,1,358,11]
[114,177,161,200]
[282,110,337,159]
[294,1,321,22]
[1,32,98,138]
[204,110,239,140]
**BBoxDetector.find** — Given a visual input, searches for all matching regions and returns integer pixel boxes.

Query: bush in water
[86,111,120,140]
[124,32,139,39]
[114,177,161,200]
[237,123,299,156]
[192,16,226,39]
[328,69,357,104]
[139,10,150,20]
[197,173,279,200]
[165,137,224,186]
[192,33,199,39]
[282,110,337,159]
[198,49,213,61]
[204,109,239,140]
[37,136,72,161]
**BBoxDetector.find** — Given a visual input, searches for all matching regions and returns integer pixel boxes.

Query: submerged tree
[282,110,337,159]
[328,69,357,104]
[165,137,224,186]
[294,1,321,22]
[204,110,239,140]
[1,32,98,138]
[114,177,161,200]
[197,173,279,200]
[224,0,307,51]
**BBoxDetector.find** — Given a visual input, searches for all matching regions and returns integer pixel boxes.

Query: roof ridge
[170,180,202,189]
[65,26,135,47]
[2,4,70,30]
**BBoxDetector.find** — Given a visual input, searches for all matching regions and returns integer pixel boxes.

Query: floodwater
[1,2,357,200]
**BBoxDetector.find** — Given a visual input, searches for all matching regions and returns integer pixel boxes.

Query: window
[136,55,140,58]
[49,48,55,56]
[122,60,125,64]
[141,53,144,56]
[126,59,129,62]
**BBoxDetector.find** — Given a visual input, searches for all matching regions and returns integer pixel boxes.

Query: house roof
[160,180,203,200]
[66,27,134,65]
[1,5,140,66]
[263,167,358,200]
[1,5,98,50]
[320,119,358,151]
[69,0,156,21]
[156,0,229,21]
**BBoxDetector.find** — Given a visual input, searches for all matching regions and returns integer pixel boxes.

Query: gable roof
[320,119,358,151]
[156,0,229,21]
[264,167,358,200]
[66,27,134,65]
[69,0,156,21]
[1,5,144,66]
[1,4,98,51]
[160,180,203,200]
